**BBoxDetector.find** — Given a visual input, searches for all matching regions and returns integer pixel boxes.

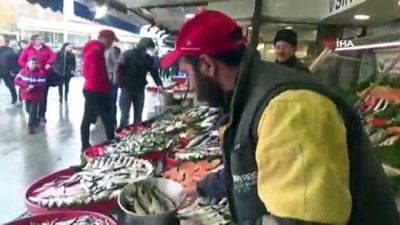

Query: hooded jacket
[82,40,109,93]
[118,38,163,92]
[15,67,46,101]
[18,44,55,73]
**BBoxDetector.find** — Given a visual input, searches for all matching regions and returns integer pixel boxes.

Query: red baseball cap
[161,10,246,69]
[99,29,119,41]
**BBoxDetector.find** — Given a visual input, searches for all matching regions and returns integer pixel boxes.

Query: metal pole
[249,0,262,49]
[63,0,73,43]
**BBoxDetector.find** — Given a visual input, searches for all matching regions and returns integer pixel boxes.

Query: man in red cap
[162,10,399,225]
[80,29,118,152]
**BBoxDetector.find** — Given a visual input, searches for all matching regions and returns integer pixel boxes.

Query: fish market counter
[9,105,231,225]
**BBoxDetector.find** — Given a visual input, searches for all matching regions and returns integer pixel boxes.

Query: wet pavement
[0,76,159,223]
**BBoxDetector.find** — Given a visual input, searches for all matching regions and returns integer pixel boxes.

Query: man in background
[118,37,163,126]
[80,30,117,151]
[0,35,18,104]
[274,29,310,73]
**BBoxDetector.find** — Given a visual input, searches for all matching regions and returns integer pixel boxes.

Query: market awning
[25,0,147,34]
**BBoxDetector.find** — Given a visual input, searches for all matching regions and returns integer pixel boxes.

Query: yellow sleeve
[255,90,351,224]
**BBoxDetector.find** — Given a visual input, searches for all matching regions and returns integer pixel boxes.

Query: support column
[249,0,262,49]
[63,0,74,42]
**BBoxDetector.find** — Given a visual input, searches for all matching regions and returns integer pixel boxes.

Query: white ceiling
[114,0,400,39]
[321,0,400,26]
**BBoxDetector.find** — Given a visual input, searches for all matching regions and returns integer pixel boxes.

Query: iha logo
[324,37,355,50]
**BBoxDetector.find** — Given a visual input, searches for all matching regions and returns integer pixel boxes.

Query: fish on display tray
[122,181,177,215]
[29,215,110,225]
[105,131,177,156]
[28,156,153,208]
[179,198,231,225]
[173,130,221,161]
[163,159,221,187]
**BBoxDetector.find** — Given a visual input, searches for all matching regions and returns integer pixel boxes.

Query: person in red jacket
[80,29,118,151]
[18,34,56,123]
[15,56,46,134]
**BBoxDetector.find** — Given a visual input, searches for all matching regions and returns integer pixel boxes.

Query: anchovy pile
[29,215,110,225]
[28,156,153,208]
[107,131,177,156]
[174,130,222,160]
[179,198,231,225]
[123,181,176,215]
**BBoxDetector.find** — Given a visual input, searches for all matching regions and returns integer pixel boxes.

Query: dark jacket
[275,56,310,73]
[118,47,163,93]
[197,48,399,225]
[54,50,76,78]
[82,40,109,93]
[0,46,19,75]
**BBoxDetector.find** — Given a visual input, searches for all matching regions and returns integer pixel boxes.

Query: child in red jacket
[15,56,46,134]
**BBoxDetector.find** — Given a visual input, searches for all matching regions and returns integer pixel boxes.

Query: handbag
[46,70,63,87]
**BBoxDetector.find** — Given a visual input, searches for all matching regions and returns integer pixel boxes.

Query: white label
[326,0,366,16]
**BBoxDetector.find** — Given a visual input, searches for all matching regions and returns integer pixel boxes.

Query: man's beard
[193,70,226,108]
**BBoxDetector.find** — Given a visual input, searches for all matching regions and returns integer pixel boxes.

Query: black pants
[80,90,115,150]
[0,72,17,102]
[58,76,71,101]
[119,88,145,127]
[25,100,39,127]
[38,86,49,119]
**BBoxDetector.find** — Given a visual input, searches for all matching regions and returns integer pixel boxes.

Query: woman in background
[55,42,76,102]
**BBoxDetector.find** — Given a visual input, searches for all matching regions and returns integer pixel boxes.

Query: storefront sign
[375,50,400,74]
[326,0,366,16]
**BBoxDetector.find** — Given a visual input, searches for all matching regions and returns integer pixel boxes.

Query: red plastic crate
[7,211,116,225]
[25,168,118,214]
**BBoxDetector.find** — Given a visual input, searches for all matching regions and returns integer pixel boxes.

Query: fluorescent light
[95,5,108,19]
[398,0,400,5]
[354,14,370,20]
[185,14,195,19]
[285,26,293,29]
[268,49,275,53]
[335,41,400,51]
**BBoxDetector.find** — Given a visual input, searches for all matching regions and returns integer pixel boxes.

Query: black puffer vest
[222,49,399,224]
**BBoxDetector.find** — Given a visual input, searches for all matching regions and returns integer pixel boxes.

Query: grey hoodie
[105,48,119,84]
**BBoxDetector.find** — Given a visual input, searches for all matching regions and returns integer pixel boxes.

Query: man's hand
[179,185,199,199]
[45,64,51,70]
[27,84,34,91]
[157,86,164,92]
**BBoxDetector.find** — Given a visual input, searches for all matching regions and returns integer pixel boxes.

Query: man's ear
[199,54,216,78]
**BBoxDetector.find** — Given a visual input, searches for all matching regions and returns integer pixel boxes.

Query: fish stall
[12,104,231,224]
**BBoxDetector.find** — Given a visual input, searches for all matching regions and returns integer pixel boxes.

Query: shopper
[18,34,56,123]
[0,35,18,104]
[15,57,46,134]
[105,46,121,127]
[80,29,118,151]
[273,29,311,72]
[55,42,76,102]
[162,10,399,225]
[118,37,163,126]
